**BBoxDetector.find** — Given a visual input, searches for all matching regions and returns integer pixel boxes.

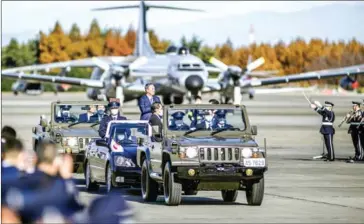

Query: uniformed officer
[56,105,77,123]
[168,112,190,130]
[211,110,233,130]
[310,101,335,161]
[359,100,364,161]
[2,141,85,223]
[346,101,363,162]
[99,99,127,138]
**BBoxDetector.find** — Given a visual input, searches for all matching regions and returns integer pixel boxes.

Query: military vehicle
[32,100,108,173]
[137,104,267,206]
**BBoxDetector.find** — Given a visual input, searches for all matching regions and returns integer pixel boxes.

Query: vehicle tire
[106,163,115,193]
[13,91,18,96]
[184,189,198,195]
[85,161,99,192]
[141,160,158,202]
[163,162,182,206]
[246,177,264,206]
[221,190,238,202]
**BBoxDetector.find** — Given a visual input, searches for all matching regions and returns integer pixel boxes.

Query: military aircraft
[2,0,364,105]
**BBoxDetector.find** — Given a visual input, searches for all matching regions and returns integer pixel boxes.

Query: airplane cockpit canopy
[166,45,190,55]
[166,45,178,54]
[178,46,189,55]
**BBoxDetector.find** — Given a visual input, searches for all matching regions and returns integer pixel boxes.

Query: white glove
[310,104,317,109]
[314,101,322,108]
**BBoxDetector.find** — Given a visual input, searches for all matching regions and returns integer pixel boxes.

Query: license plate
[243,158,265,167]
[116,177,124,183]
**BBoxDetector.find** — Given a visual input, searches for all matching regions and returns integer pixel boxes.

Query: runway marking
[266,193,364,211]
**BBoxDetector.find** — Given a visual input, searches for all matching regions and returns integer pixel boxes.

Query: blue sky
[1,1,360,46]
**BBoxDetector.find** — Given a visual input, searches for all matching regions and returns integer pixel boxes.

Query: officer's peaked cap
[352,101,361,106]
[171,111,185,120]
[60,105,72,110]
[324,101,334,107]
[108,101,120,109]
[215,109,227,117]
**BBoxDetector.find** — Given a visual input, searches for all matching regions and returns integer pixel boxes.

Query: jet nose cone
[185,75,204,92]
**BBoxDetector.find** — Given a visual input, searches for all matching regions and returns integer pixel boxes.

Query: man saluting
[310,101,335,161]
[98,99,127,138]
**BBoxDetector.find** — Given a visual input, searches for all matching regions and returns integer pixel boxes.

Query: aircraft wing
[246,64,364,87]
[1,72,104,88]
[2,56,127,73]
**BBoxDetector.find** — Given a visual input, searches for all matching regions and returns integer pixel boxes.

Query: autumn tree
[85,19,104,56]
[124,24,136,50]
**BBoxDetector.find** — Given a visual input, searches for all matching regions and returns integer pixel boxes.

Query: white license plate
[243,158,265,167]
[116,177,124,183]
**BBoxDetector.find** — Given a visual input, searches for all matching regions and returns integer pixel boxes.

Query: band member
[310,101,335,161]
[347,101,363,162]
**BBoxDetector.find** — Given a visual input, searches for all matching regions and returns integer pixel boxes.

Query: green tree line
[2,19,364,91]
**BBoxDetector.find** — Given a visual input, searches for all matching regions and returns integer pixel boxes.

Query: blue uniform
[138,95,161,120]
[314,105,335,161]
[98,114,127,138]
[2,169,84,223]
[347,108,363,161]
[168,112,190,131]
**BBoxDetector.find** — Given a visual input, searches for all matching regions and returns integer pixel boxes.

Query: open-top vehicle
[137,104,267,206]
[31,100,108,173]
[84,120,151,192]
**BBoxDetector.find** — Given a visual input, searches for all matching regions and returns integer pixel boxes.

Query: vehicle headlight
[179,147,198,159]
[242,148,253,158]
[185,147,198,159]
[63,137,78,147]
[114,156,135,167]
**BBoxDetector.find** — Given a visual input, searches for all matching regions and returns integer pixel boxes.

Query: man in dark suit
[79,105,96,123]
[149,102,163,138]
[99,100,127,138]
[138,83,161,120]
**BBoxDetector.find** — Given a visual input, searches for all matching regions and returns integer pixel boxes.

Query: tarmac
[1,91,364,223]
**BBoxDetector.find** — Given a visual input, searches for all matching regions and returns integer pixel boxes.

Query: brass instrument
[338,110,353,128]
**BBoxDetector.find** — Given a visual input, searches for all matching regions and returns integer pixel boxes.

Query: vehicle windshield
[54,104,107,124]
[167,107,246,133]
[112,123,149,145]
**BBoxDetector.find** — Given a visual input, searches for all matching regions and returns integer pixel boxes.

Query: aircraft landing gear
[13,91,18,96]
[249,93,254,99]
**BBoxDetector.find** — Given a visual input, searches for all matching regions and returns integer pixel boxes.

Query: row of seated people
[149,102,232,133]
[55,105,106,123]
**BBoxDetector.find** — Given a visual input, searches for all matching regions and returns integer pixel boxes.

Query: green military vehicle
[32,101,108,173]
[137,104,267,206]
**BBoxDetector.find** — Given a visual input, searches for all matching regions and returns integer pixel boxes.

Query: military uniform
[347,101,363,161]
[313,101,335,161]
[98,101,127,138]
[168,111,190,131]
[2,169,84,223]
[211,110,233,130]
[55,105,77,123]
[359,103,364,161]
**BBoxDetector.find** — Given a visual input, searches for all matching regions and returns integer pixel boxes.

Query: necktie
[150,97,153,104]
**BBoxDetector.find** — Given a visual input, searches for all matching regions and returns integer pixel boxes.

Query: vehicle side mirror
[96,139,108,147]
[251,125,258,135]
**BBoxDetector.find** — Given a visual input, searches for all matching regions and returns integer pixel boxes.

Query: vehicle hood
[55,127,99,137]
[172,136,257,147]
[112,144,139,164]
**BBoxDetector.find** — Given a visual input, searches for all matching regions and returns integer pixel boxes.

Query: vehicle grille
[78,137,98,150]
[199,147,240,163]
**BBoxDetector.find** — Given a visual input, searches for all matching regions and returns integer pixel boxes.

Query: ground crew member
[310,101,335,161]
[346,101,363,162]
[99,99,127,138]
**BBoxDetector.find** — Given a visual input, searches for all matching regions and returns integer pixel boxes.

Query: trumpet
[338,110,354,128]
